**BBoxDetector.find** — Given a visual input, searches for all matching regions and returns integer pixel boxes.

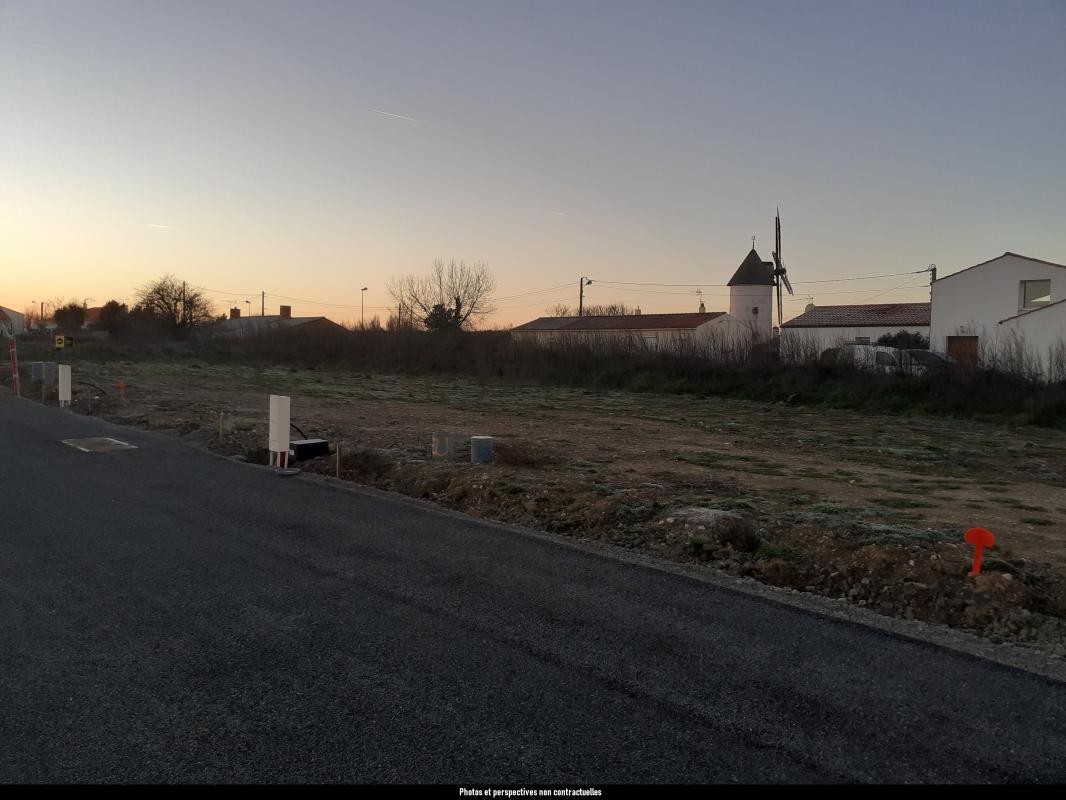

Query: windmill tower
[727,245,775,341]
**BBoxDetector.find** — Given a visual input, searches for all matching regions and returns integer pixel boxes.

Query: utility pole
[261,291,265,317]
[361,287,368,328]
[578,277,593,317]
[181,282,187,327]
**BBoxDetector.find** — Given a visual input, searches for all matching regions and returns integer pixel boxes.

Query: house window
[1020,279,1051,310]
[854,336,871,345]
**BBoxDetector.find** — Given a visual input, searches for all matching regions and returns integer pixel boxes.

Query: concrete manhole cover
[61,437,138,453]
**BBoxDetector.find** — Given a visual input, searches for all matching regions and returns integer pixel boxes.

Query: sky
[2,0,1064,327]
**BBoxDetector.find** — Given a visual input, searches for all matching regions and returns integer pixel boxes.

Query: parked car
[904,349,956,374]
[820,344,954,375]
[829,344,907,373]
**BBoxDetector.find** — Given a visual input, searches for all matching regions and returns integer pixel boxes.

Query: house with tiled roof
[512,311,742,353]
[213,305,347,338]
[780,301,931,355]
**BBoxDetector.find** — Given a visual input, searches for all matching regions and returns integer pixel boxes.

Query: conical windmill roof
[727,249,776,287]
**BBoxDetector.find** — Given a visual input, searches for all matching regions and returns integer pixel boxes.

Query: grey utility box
[31,362,58,385]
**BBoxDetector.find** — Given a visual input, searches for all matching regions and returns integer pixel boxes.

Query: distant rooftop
[215,314,340,335]
[782,302,931,329]
[514,312,726,332]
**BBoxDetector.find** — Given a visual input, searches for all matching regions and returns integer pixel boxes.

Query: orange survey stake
[964,527,995,576]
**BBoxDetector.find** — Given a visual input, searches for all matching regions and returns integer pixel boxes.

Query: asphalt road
[1,397,1065,783]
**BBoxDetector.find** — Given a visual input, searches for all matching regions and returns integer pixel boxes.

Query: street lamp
[578,277,593,317]
[245,300,252,318]
[361,287,368,329]
[31,300,49,330]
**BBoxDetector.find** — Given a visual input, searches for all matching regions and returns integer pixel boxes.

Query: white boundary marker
[58,364,71,408]
[268,394,291,469]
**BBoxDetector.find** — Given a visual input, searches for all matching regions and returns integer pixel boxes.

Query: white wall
[929,254,1066,352]
[728,284,773,342]
[781,326,930,359]
[511,314,753,360]
[996,302,1066,380]
[0,306,26,336]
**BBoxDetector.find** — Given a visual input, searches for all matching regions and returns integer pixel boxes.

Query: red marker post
[965,527,995,576]
[116,378,127,401]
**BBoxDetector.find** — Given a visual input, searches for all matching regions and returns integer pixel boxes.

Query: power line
[792,269,928,285]
[202,286,259,297]
[783,283,930,300]
[494,282,575,302]
[197,265,935,318]
[592,267,928,289]
[600,285,730,297]
[860,280,931,304]
[496,293,576,310]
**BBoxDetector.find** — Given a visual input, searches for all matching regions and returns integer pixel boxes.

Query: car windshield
[907,350,946,366]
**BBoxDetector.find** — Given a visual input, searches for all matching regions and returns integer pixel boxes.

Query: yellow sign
[54,335,73,349]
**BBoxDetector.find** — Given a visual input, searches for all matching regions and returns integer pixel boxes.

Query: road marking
[61,437,138,453]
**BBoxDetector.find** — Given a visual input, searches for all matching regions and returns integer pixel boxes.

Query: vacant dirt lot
[28,359,1066,655]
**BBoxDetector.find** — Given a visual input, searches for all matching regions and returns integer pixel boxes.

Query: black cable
[74,381,108,396]
[290,421,308,439]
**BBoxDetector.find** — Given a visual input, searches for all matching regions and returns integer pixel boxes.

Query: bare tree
[387,259,496,331]
[134,275,215,331]
[586,303,637,316]
[21,306,41,330]
[546,302,637,317]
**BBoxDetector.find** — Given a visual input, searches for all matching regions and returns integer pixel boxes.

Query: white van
[836,344,906,372]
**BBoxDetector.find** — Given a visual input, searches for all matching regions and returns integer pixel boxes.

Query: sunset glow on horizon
[2,0,1064,328]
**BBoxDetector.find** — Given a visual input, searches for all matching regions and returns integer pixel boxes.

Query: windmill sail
[771,208,794,329]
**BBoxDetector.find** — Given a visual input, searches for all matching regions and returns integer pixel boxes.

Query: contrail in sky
[370,109,418,123]
[145,223,174,229]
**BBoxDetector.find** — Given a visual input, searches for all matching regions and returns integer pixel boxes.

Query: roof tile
[782,302,930,328]
[514,312,725,332]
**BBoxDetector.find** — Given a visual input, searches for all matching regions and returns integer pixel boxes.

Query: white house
[930,252,1066,376]
[780,302,931,358]
[512,248,776,355]
[512,310,747,355]
[0,306,26,337]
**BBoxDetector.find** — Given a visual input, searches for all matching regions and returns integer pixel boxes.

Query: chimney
[279,305,291,318]
[698,300,706,313]
[805,302,816,313]
[230,307,241,319]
